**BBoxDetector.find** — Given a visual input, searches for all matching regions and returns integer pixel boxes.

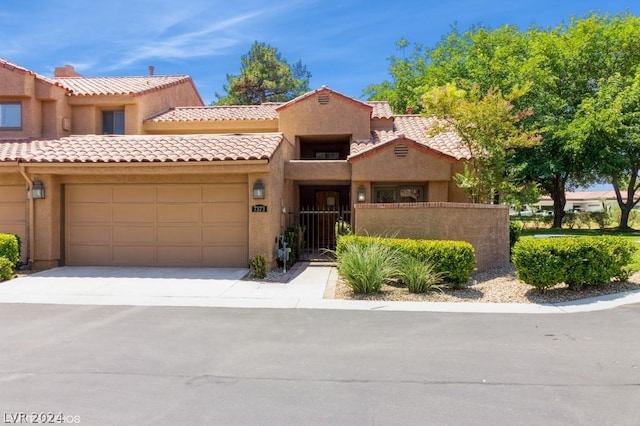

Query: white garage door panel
[65,183,248,267]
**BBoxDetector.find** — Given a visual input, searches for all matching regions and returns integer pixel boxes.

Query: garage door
[65,183,248,267]
[0,185,27,262]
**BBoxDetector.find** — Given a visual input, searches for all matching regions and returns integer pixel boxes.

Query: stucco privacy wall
[353,202,509,272]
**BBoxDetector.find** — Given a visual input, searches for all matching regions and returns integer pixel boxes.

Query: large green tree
[215,42,311,105]
[365,14,640,227]
[569,72,640,229]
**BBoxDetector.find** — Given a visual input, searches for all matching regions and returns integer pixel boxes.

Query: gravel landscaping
[332,263,640,304]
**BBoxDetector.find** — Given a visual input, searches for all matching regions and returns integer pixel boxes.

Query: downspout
[18,162,34,267]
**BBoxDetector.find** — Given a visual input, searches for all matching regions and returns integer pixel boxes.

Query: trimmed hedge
[512,236,636,291]
[0,257,12,281]
[337,235,475,285]
[0,233,19,268]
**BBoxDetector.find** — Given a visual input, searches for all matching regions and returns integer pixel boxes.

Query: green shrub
[248,254,267,279]
[0,257,13,281]
[335,237,402,294]
[512,236,636,292]
[563,212,578,229]
[337,235,475,286]
[589,211,612,230]
[0,234,19,268]
[576,211,592,229]
[398,256,444,293]
[509,221,522,252]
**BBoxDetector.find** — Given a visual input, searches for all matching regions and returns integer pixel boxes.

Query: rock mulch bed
[332,263,640,304]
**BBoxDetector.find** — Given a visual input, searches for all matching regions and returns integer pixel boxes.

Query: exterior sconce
[31,181,45,199]
[357,186,366,202]
[253,180,265,199]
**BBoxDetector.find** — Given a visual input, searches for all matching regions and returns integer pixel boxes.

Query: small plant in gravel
[248,254,267,279]
[335,238,402,294]
[398,256,444,293]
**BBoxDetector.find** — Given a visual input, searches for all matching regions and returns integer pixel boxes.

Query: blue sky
[1,0,638,105]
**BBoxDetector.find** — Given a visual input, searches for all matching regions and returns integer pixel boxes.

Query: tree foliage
[365,13,640,227]
[421,83,539,203]
[215,42,311,105]
[569,72,640,229]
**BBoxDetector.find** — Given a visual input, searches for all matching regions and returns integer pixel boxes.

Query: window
[102,110,125,134]
[0,103,21,129]
[299,135,350,160]
[315,151,341,160]
[373,184,425,203]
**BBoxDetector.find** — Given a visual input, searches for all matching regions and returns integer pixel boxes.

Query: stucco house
[0,57,508,271]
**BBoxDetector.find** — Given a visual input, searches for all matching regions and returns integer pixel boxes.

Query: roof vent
[317,94,330,105]
[394,144,409,158]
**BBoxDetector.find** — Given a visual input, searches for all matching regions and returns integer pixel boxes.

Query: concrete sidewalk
[1,263,639,313]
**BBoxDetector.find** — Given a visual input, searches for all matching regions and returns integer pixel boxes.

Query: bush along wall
[0,233,20,268]
[512,236,636,292]
[337,235,475,286]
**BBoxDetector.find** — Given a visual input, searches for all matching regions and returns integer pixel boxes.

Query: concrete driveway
[0,265,332,308]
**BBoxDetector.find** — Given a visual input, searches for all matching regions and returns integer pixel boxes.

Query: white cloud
[105,3,304,71]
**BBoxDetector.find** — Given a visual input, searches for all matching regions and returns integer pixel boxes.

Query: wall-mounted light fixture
[31,181,45,199]
[357,186,366,203]
[253,180,265,199]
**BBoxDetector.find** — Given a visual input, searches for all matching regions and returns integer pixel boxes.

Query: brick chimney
[406,106,413,114]
[54,64,82,78]
[148,65,155,76]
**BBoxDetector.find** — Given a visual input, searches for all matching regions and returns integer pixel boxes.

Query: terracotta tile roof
[350,115,471,160]
[366,101,394,119]
[0,139,51,161]
[53,75,193,96]
[0,57,59,86]
[146,104,281,122]
[20,134,283,163]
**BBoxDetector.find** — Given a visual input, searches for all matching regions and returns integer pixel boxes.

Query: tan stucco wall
[247,142,288,267]
[137,82,203,133]
[285,160,351,181]
[0,66,31,98]
[354,202,509,272]
[427,181,449,202]
[0,68,70,139]
[68,81,202,135]
[448,161,471,202]
[30,174,61,269]
[278,95,371,144]
[71,105,100,135]
[351,140,452,182]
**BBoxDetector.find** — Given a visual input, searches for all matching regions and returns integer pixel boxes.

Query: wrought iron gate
[291,205,351,259]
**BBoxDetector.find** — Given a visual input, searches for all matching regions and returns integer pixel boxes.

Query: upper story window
[102,110,125,134]
[0,103,22,130]
[299,135,350,160]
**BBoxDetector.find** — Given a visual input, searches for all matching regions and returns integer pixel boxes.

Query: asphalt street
[0,303,639,425]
